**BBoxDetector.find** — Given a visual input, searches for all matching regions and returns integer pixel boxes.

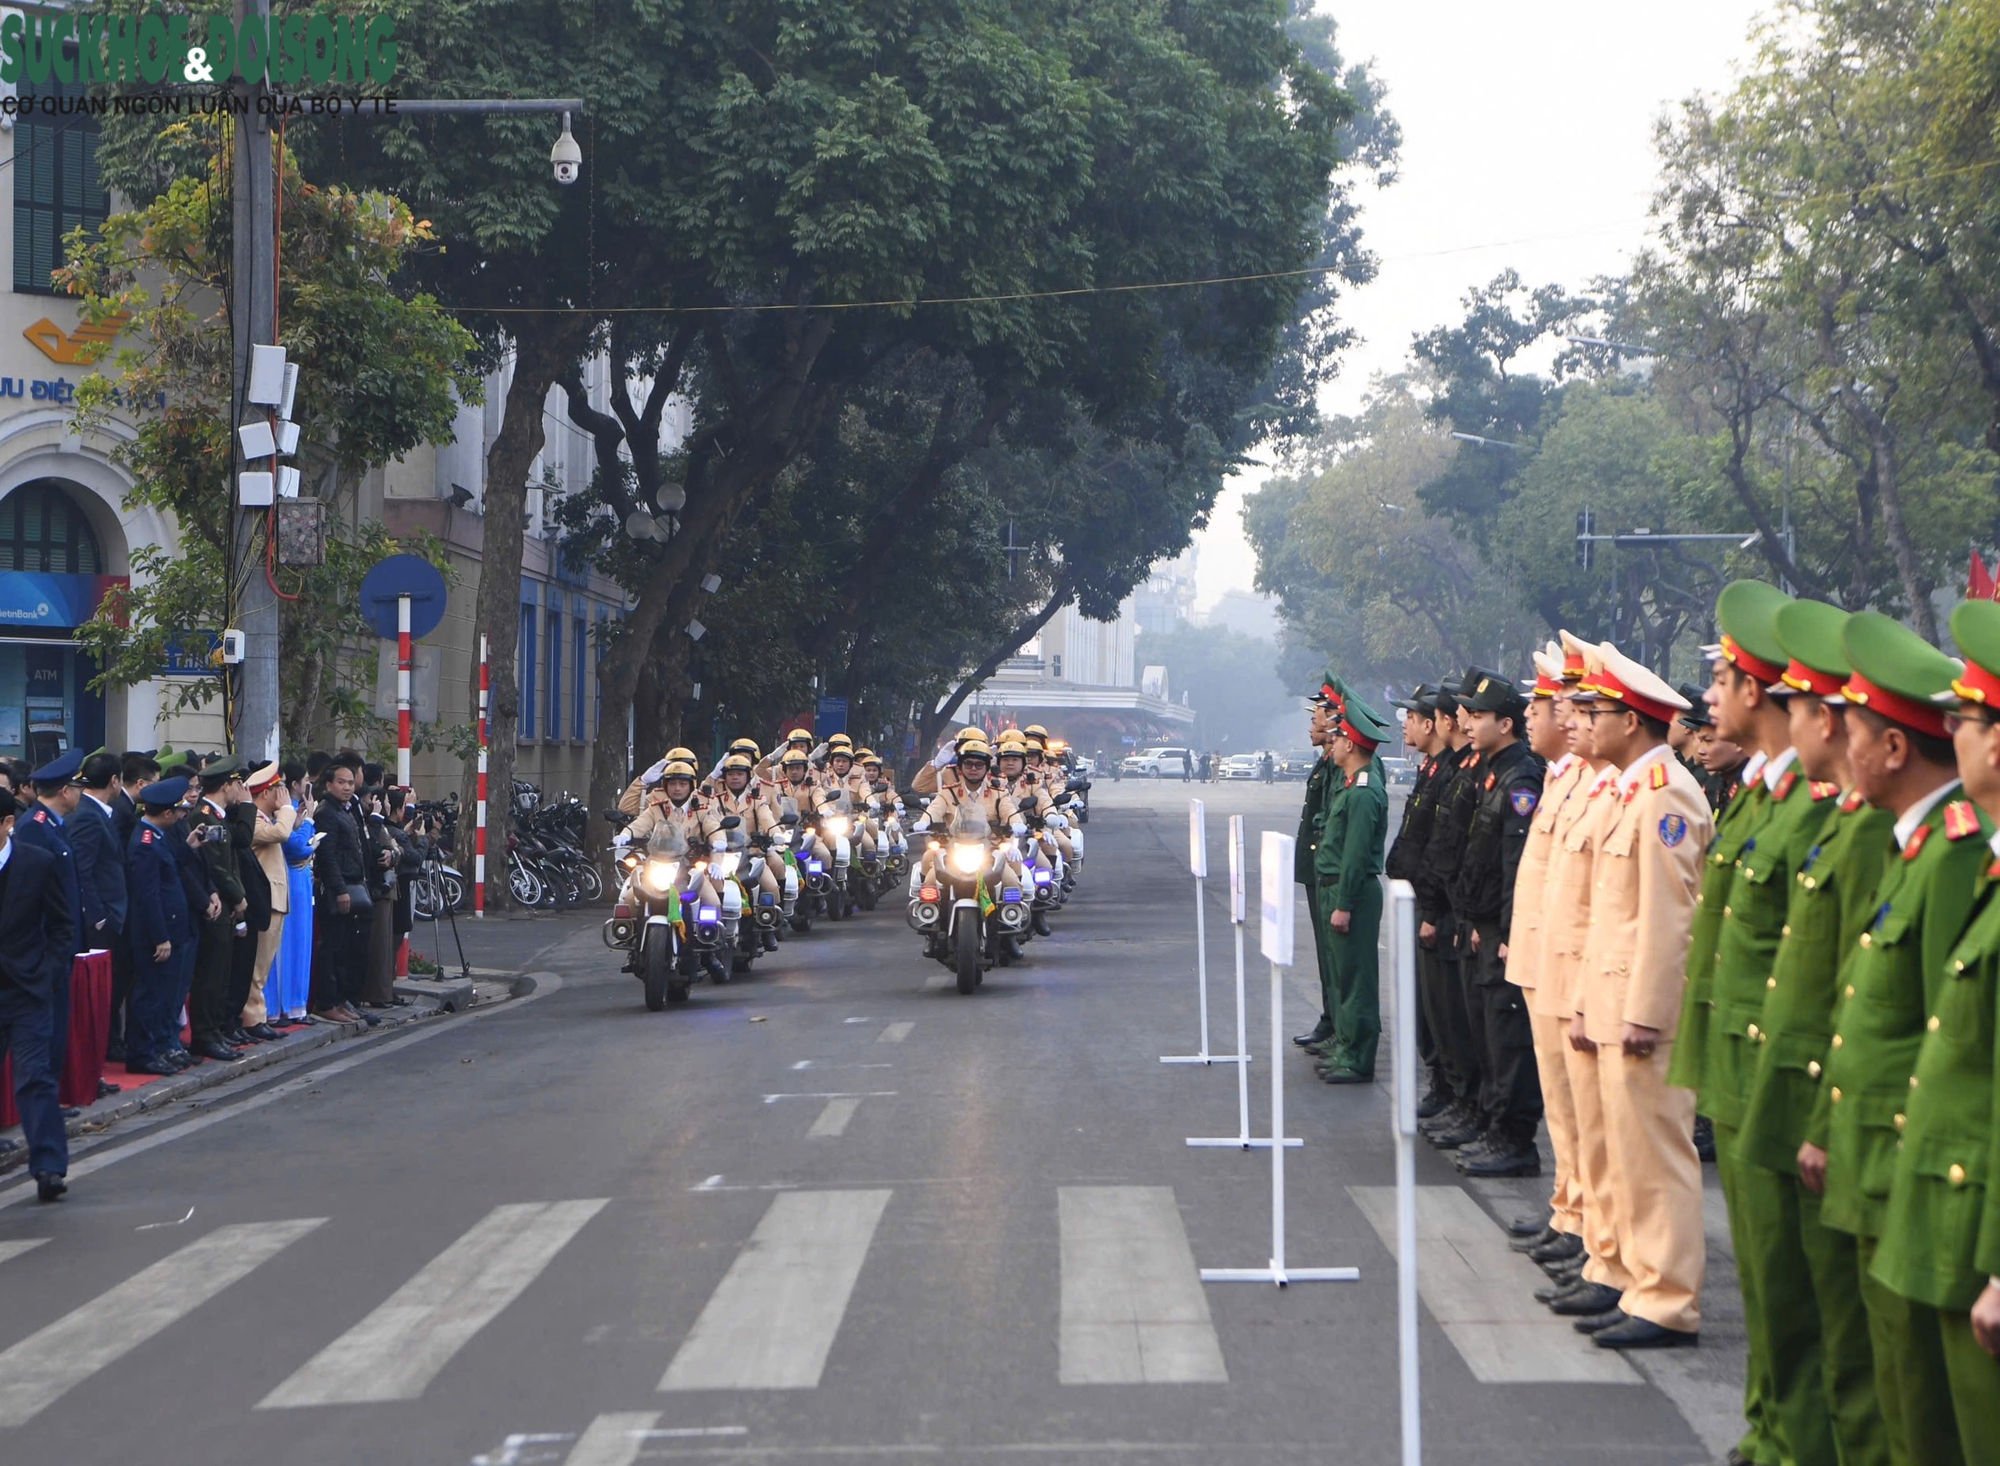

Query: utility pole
[230,0,279,760]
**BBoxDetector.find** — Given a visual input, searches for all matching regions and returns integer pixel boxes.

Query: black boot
[1031,908,1052,937]
[1293,1015,1335,1047]
[702,954,730,984]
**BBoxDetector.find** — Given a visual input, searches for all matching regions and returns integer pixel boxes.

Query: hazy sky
[1191,0,1766,610]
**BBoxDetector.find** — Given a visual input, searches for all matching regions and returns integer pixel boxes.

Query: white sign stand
[1162,800,1248,1067]
[1188,815,1300,1150]
[1388,877,1422,1466]
[1201,832,1359,1288]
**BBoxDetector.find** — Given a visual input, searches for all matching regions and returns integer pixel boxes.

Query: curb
[1,971,536,1164]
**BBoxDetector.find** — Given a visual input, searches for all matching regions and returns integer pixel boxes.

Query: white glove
[810,740,831,765]
[640,755,668,785]
[929,743,955,770]
[613,830,631,848]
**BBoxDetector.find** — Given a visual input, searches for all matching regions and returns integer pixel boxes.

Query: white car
[1217,754,1262,779]
[1121,746,1194,777]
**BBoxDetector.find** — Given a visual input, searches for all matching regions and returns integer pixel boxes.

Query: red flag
[1971,550,1994,600]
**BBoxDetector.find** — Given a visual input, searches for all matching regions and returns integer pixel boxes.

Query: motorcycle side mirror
[717,814,742,831]
[604,810,634,828]
[871,780,890,795]
[779,813,801,827]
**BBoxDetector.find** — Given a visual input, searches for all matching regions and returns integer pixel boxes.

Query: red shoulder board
[140,829,154,844]
[1774,769,1798,801]
[32,808,46,822]
[1728,781,1749,802]
[1839,788,1865,813]
[1484,772,1496,791]
[1624,782,1639,804]
[1466,753,1481,769]
[1648,763,1670,791]
[1943,800,1982,842]
[1809,782,1838,801]
[1904,823,1932,861]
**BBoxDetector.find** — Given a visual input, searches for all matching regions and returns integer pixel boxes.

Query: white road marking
[762,1092,896,1103]
[842,1017,873,1024]
[808,1098,861,1138]
[0,973,565,1214]
[562,1411,660,1466]
[1348,1186,1639,1385]
[1057,1187,1228,1385]
[0,1218,324,1427]
[660,1190,891,1391]
[878,1022,915,1043]
[791,1060,815,1070]
[920,974,952,991]
[260,1199,607,1407]
[0,1239,48,1266]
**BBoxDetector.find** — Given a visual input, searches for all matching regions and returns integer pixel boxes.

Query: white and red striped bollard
[475,631,488,916]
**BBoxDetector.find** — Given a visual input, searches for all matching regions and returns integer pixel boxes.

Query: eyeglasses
[1943,708,2000,734]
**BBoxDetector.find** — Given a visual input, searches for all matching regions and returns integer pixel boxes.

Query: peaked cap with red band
[1584,642,1690,725]
[1839,610,1958,739]
[1771,597,1853,700]
[1948,599,2000,708]
[1715,579,1793,687]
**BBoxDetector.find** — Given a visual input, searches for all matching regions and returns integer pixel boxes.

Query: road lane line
[878,1022,914,1043]
[1348,1186,1639,1385]
[0,1239,48,1266]
[0,1218,324,1427]
[762,1092,896,1103]
[563,1411,661,1466]
[259,1199,607,1407]
[808,1098,862,1138]
[660,1189,891,1391]
[1058,1187,1227,1385]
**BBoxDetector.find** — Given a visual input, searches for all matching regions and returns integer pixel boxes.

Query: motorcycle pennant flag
[1971,550,1997,601]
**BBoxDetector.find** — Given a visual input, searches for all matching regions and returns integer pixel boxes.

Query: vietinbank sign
[0,11,399,88]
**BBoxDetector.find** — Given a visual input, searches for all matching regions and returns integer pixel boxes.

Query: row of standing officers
[1295,584,1999,1457]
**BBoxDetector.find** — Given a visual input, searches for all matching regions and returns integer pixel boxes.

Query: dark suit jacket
[0,839,78,1001]
[111,787,138,847]
[70,793,128,939]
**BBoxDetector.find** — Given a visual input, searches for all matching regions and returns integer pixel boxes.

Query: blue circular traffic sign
[359,554,450,640]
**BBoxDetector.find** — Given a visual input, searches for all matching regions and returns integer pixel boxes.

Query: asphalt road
[0,778,1743,1465]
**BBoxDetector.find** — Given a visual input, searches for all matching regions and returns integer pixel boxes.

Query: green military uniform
[1665,581,1795,1466]
[1728,598,1894,1466]
[1868,599,2000,1462]
[1299,747,1338,1032]
[1810,612,1992,1465]
[1315,699,1388,1079]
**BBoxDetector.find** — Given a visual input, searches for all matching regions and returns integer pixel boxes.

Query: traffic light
[1575,509,1595,570]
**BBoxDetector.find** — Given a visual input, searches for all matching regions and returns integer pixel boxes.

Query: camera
[551,112,581,185]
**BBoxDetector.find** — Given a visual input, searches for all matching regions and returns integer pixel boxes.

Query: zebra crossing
[0,1179,1632,1431]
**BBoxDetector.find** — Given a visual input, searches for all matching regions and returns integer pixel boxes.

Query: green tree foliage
[61,128,477,746]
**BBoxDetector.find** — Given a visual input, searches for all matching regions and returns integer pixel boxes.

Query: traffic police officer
[123,776,196,1077]
[1805,611,1990,1462]
[1869,595,2000,1459]
[1314,698,1388,1082]
[1449,669,1546,1174]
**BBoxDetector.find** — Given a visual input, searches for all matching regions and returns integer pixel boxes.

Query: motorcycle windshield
[647,828,689,861]
[953,804,991,844]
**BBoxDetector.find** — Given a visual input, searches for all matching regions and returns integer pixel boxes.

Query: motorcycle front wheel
[955,915,981,994]
[509,859,544,908]
[643,938,670,1011]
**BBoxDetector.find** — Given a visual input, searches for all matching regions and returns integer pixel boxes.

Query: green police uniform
[1668,580,1797,1466]
[1810,612,1991,1466]
[1300,748,1338,1032]
[1869,599,2000,1462]
[1729,597,1894,1466]
[1315,700,1389,1079]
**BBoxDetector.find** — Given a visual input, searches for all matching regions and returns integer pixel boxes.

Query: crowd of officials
[1294,580,2000,1460]
[0,748,425,1204]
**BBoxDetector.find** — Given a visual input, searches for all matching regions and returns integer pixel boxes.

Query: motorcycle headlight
[824,816,849,839]
[951,842,984,875]
[643,859,678,891]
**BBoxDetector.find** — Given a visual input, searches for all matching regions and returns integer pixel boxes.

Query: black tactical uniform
[1417,734,1484,1139]
[185,760,247,1055]
[1385,691,1445,1097]
[1447,720,1546,1174]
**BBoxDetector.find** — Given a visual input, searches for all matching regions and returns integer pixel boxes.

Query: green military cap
[1312,670,1350,711]
[1714,579,1792,684]
[1770,598,1852,701]
[1946,599,2000,706]
[1839,610,1958,738]
[1674,683,1712,729]
[197,751,246,786]
[1336,701,1392,750]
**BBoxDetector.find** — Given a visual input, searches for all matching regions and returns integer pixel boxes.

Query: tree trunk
[460,323,586,908]
[901,575,1075,784]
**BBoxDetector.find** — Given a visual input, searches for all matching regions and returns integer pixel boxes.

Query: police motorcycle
[908,801,1032,994]
[809,788,860,920]
[604,820,705,1010]
[700,819,768,976]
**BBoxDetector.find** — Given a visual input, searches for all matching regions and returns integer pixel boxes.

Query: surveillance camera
[551,111,581,186]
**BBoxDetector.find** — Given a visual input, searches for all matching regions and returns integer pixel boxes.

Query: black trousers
[189,917,235,1045]
[1472,923,1542,1146]
[107,938,134,1057]
[226,926,261,1030]
[1420,924,1481,1105]
[319,907,372,1009]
